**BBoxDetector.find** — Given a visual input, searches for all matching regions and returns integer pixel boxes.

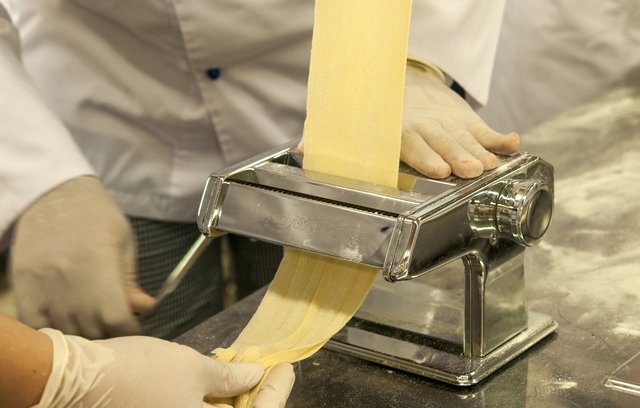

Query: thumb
[204,360,264,398]
[120,250,155,313]
[118,223,155,314]
[125,285,156,314]
[253,363,295,408]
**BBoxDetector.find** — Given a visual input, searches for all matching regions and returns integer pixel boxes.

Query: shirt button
[206,68,221,80]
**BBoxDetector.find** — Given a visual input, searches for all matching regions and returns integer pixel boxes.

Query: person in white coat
[0,1,519,339]
[479,0,640,134]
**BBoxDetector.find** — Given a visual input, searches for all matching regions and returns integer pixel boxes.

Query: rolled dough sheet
[210,1,412,406]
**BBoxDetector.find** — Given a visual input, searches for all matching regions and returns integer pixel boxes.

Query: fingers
[126,286,156,315]
[441,121,499,170]
[96,217,150,335]
[118,221,155,315]
[401,71,520,179]
[203,360,264,398]
[403,119,521,179]
[13,288,51,330]
[48,306,82,336]
[253,363,295,408]
[413,121,484,179]
[87,241,143,338]
[101,306,142,338]
[75,311,105,340]
[401,128,451,178]
[18,310,50,331]
[99,278,143,337]
[468,122,521,155]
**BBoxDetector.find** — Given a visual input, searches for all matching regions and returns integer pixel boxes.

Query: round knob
[496,179,553,246]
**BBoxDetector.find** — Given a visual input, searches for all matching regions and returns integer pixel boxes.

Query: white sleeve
[0,5,94,237]
[409,1,506,107]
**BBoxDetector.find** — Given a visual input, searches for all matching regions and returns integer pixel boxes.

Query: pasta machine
[195,140,557,386]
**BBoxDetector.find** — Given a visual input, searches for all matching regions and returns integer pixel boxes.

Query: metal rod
[141,234,213,318]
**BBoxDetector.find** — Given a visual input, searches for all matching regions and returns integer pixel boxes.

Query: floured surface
[520,70,640,404]
[523,80,640,327]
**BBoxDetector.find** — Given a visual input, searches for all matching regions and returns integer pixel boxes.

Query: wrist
[407,56,446,82]
[33,329,113,408]
[31,329,68,408]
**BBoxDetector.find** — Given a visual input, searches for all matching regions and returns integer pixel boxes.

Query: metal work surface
[177,68,640,407]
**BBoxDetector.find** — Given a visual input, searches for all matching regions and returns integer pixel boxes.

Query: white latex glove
[9,176,154,339]
[253,363,296,408]
[33,329,294,408]
[401,59,520,179]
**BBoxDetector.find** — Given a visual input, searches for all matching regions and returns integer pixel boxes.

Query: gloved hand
[296,59,520,180]
[253,363,296,408]
[34,329,295,408]
[401,59,520,179]
[9,176,154,339]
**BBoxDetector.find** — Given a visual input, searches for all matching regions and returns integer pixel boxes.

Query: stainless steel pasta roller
[196,139,557,386]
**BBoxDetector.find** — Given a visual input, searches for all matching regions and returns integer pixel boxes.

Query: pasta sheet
[211,1,412,406]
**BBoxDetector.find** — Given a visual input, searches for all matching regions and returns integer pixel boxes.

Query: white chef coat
[479,0,640,133]
[0,4,94,240]
[0,0,506,237]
